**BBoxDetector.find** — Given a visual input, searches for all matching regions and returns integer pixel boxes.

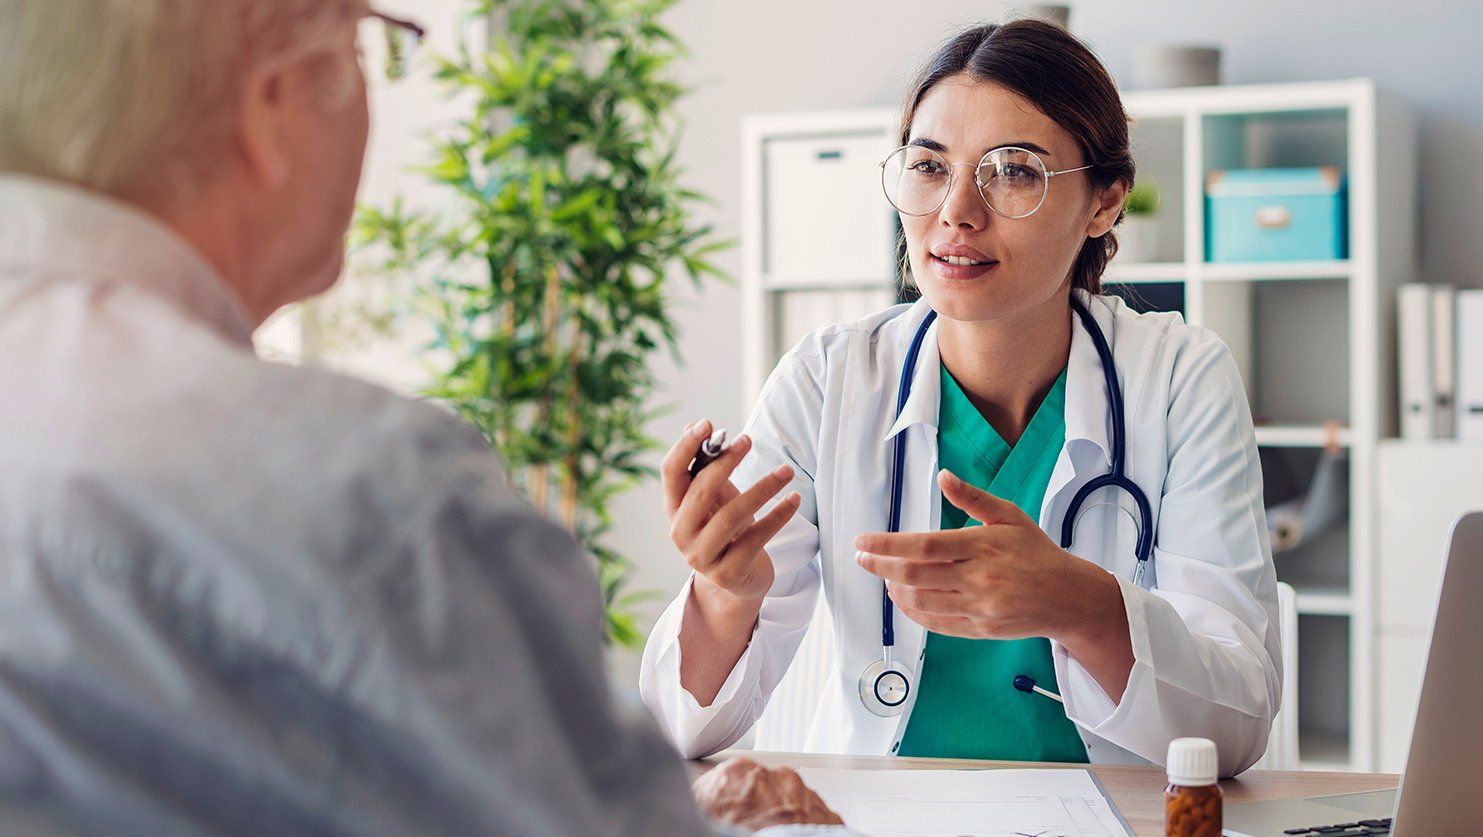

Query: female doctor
[639,20,1281,776]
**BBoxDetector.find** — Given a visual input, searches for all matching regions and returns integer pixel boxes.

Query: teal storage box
[1205,166,1347,262]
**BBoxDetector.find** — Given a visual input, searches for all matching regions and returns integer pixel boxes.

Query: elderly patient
[0,2,843,834]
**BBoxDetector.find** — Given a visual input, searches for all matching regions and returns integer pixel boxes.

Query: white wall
[605,0,1483,674]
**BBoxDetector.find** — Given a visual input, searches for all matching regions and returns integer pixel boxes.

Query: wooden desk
[693,751,1398,836]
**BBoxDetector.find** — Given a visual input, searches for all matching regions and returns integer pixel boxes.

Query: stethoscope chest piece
[858,658,913,717]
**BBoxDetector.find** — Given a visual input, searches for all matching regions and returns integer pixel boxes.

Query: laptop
[1224,511,1483,837]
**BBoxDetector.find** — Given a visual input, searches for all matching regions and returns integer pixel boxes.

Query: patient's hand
[692,757,844,831]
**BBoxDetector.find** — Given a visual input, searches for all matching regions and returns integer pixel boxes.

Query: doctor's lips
[928,243,999,279]
[930,243,996,265]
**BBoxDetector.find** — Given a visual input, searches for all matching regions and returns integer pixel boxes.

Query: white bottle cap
[1166,737,1218,786]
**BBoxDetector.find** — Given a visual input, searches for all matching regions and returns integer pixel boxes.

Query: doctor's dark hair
[898,20,1134,296]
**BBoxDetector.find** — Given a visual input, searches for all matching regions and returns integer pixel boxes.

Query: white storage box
[764,133,896,283]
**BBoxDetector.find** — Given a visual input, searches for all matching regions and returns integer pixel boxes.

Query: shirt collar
[0,175,254,347]
[880,290,1114,467]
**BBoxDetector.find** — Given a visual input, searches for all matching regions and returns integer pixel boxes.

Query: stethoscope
[858,296,1155,717]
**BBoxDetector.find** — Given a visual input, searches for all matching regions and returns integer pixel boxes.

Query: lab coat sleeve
[1053,335,1282,777]
[640,343,828,759]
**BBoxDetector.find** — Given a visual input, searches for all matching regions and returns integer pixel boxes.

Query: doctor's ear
[1085,178,1129,240]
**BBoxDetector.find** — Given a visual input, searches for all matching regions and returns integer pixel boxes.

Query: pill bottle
[1165,737,1221,837]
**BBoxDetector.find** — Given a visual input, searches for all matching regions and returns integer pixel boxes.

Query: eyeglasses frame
[879,144,1094,220]
[364,9,427,80]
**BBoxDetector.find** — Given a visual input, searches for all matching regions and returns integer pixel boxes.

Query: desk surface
[693,751,1399,837]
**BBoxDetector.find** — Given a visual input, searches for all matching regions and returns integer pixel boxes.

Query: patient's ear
[235,65,295,190]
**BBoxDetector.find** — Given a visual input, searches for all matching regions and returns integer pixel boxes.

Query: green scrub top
[896,364,1089,763]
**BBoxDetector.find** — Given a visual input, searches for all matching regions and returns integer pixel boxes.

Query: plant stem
[561,310,584,530]
[494,256,516,455]
[531,262,563,518]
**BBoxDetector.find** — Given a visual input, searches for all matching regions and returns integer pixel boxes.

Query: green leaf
[601,226,626,251]
[482,124,533,163]
[552,188,604,222]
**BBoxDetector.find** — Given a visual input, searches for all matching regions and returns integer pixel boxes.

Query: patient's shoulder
[235,356,508,506]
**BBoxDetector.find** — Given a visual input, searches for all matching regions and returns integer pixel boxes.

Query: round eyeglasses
[880,145,1093,220]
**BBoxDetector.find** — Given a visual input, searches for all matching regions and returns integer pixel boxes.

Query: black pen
[688,428,728,477]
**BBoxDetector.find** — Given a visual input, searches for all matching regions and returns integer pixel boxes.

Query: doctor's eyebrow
[906,137,1055,157]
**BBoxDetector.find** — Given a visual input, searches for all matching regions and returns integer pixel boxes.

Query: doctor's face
[898,74,1109,324]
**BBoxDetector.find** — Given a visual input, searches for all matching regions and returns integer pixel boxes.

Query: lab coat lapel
[881,303,942,444]
[1040,293,1115,535]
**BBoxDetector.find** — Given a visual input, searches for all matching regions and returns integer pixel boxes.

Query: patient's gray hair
[0,0,367,208]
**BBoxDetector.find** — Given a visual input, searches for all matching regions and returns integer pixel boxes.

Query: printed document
[795,767,1132,837]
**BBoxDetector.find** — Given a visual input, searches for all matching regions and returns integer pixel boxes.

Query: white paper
[795,767,1132,837]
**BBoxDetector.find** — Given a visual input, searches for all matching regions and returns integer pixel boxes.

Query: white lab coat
[640,292,1282,777]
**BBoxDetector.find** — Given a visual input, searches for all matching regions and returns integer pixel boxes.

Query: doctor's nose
[937,167,990,231]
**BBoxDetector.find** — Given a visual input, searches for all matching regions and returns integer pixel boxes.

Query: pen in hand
[688,428,729,477]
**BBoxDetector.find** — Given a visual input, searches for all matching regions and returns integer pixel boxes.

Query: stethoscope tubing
[884,308,938,650]
[880,296,1154,655]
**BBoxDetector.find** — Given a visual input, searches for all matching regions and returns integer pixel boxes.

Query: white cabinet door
[1375,443,1483,629]
[1374,441,1483,772]
[1376,629,1428,772]
[764,133,896,283]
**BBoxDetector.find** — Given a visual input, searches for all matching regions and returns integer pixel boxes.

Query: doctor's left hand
[854,469,1129,654]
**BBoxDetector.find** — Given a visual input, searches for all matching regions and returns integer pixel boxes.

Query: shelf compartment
[1263,444,1350,578]
[1201,278,1350,427]
[1202,109,1351,178]
[1297,613,1353,770]
[1125,116,1186,263]
[1102,281,1185,317]
[1273,516,1352,594]
[1200,109,1352,266]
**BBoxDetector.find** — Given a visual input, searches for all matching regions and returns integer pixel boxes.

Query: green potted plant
[1119,180,1162,264]
[353,0,729,647]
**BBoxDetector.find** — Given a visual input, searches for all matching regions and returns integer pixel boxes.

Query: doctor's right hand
[661,419,801,606]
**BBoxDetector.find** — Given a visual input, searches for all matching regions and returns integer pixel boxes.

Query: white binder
[1398,284,1435,440]
[1459,290,1483,442]
[1433,286,1456,438]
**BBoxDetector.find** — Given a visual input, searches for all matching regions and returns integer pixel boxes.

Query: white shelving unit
[740,79,1417,772]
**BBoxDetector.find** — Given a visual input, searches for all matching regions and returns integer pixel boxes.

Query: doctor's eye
[991,163,1041,184]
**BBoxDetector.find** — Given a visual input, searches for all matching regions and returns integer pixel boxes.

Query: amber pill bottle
[1164,737,1221,837]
